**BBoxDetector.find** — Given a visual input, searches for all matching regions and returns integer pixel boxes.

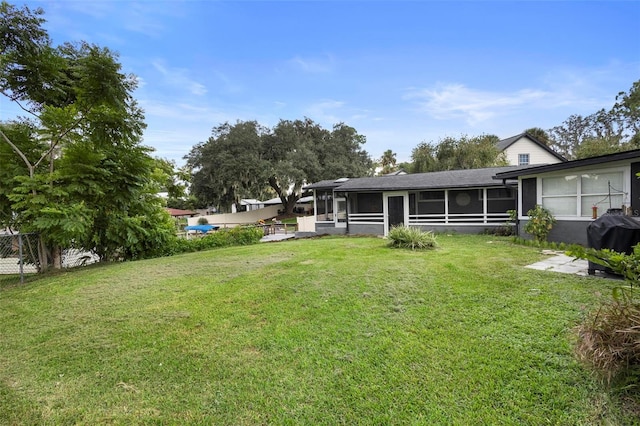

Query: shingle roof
[306,166,528,192]
[496,133,523,151]
[304,179,345,190]
[494,149,640,179]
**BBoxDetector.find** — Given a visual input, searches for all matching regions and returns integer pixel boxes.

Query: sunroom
[306,166,523,236]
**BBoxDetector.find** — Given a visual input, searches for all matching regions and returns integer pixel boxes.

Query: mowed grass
[0,235,634,424]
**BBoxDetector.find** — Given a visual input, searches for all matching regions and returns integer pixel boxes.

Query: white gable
[502,137,562,165]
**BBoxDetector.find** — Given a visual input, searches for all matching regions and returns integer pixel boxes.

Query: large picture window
[580,172,624,216]
[540,171,624,217]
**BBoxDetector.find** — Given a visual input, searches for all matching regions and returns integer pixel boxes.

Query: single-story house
[494,149,640,245]
[305,166,527,236]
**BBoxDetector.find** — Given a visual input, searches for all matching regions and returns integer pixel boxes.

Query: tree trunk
[52,246,62,269]
[37,237,49,272]
[283,193,298,215]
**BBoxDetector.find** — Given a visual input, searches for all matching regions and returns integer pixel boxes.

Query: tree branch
[0,128,34,177]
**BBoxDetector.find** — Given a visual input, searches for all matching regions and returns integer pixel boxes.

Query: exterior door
[385,192,407,234]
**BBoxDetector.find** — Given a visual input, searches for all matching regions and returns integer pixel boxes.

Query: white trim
[335,197,347,228]
[383,191,409,236]
[535,166,629,219]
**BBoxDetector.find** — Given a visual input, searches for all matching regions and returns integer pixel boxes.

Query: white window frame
[518,153,530,166]
[535,166,629,220]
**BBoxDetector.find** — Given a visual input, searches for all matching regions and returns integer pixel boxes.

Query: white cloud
[404,84,551,125]
[303,99,345,124]
[288,54,335,73]
[140,99,229,124]
[152,61,207,96]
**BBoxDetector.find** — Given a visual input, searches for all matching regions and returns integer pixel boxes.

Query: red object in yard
[592,205,598,219]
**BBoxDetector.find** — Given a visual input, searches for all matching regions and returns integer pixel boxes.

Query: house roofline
[497,133,566,162]
[494,149,640,179]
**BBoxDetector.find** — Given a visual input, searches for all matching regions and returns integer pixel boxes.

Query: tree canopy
[0,2,173,267]
[548,80,640,159]
[408,134,507,173]
[378,149,398,175]
[186,118,373,214]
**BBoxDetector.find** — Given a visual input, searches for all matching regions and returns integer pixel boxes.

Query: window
[540,171,625,217]
[580,172,624,216]
[415,191,445,215]
[518,153,530,165]
[350,193,383,213]
[419,191,445,201]
[448,189,482,214]
[487,188,514,200]
[487,188,516,213]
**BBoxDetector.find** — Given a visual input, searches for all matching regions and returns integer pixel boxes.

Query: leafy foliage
[524,205,556,243]
[0,3,173,266]
[378,149,398,175]
[387,225,438,250]
[523,127,553,147]
[162,226,264,256]
[409,134,507,173]
[186,118,373,214]
[549,80,640,159]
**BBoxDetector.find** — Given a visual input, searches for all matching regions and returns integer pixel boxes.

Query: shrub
[484,226,514,236]
[524,205,556,243]
[197,217,209,225]
[162,226,264,256]
[568,244,640,384]
[575,291,640,383]
[387,226,438,250]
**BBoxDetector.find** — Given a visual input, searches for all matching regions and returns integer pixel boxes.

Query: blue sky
[3,1,639,165]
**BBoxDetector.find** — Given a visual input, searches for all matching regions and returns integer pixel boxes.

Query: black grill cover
[587,215,640,274]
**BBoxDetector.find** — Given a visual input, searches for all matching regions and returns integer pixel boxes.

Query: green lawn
[0,235,635,424]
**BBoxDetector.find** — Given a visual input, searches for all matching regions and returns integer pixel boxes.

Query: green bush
[387,226,438,250]
[197,217,209,225]
[162,226,264,256]
[524,205,556,243]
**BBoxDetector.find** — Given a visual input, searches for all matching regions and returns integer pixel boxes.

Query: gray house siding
[495,150,640,246]
[518,220,590,245]
[315,223,347,235]
[348,224,385,235]
[417,225,505,235]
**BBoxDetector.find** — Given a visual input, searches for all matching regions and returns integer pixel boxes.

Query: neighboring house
[494,149,640,245]
[497,133,565,166]
[233,199,265,213]
[304,166,526,237]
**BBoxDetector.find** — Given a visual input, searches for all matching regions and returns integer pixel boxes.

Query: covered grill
[586,213,640,275]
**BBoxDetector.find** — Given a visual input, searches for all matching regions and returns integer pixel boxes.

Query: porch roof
[308,166,524,192]
[304,179,347,190]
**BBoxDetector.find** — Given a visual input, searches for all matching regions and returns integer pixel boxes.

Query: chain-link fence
[1,234,101,285]
[0,233,41,284]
